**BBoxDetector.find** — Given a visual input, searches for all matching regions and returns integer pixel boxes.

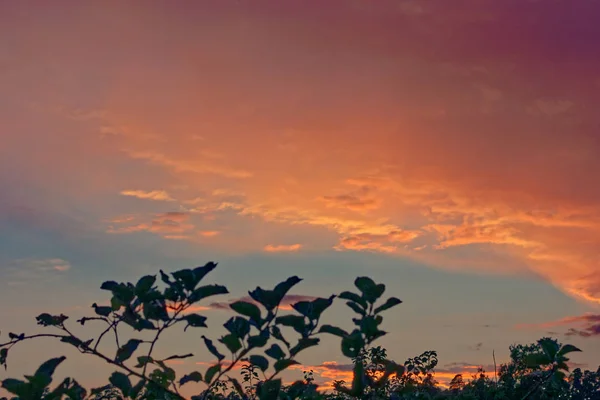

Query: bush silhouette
[0,262,597,400]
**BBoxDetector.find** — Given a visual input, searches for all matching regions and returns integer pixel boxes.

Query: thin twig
[0,333,68,347]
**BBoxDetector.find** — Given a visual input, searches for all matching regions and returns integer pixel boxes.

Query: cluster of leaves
[0,261,597,400]
[0,262,404,400]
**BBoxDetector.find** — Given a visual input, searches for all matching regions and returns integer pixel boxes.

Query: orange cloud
[264,244,302,253]
[107,212,194,237]
[124,150,253,179]
[199,230,220,237]
[5,0,600,306]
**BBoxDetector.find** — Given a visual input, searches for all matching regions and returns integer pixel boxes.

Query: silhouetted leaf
[275,315,306,335]
[249,355,269,372]
[558,344,582,356]
[248,330,270,349]
[230,301,261,322]
[524,352,551,368]
[354,277,385,303]
[110,296,123,311]
[539,338,560,359]
[202,335,225,361]
[143,299,169,321]
[100,281,119,292]
[308,295,335,319]
[183,314,208,331]
[339,291,368,309]
[135,275,156,295]
[192,262,218,284]
[292,295,335,321]
[248,287,279,311]
[172,268,197,291]
[8,332,23,340]
[135,356,153,368]
[189,284,229,303]
[36,313,68,327]
[319,324,348,338]
[374,297,402,314]
[265,344,286,360]
[159,270,171,285]
[290,338,320,357]
[204,363,221,384]
[220,333,242,354]
[0,348,7,370]
[224,316,250,338]
[92,303,112,317]
[109,372,131,396]
[180,371,203,386]
[34,356,66,379]
[273,276,302,301]
[274,359,300,372]
[116,339,142,363]
[134,319,157,331]
[2,379,25,396]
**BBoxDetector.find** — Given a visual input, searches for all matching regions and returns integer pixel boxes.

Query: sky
[1,0,600,395]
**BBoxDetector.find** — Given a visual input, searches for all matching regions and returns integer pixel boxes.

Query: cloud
[120,190,175,202]
[107,212,194,237]
[2,258,72,286]
[199,230,220,237]
[3,0,600,306]
[264,244,302,253]
[516,313,600,338]
[335,230,422,253]
[124,150,253,179]
[321,186,380,211]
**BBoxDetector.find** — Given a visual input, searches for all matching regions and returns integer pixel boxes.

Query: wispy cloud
[107,212,194,237]
[124,150,253,179]
[120,190,175,202]
[2,258,72,286]
[518,313,600,338]
[321,186,380,211]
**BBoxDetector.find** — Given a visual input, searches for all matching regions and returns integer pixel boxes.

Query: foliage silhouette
[0,261,597,400]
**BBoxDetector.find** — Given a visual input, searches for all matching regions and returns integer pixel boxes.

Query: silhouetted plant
[0,261,595,400]
[0,262,404,400]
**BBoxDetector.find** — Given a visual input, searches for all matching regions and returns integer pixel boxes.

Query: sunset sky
[1,0,600,395]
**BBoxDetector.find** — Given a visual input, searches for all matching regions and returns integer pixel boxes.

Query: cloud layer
[2,0,599,306]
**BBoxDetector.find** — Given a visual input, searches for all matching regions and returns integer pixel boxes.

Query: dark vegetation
[0,262,598,399]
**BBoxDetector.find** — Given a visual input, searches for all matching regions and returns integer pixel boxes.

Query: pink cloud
[120,190,175,202]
